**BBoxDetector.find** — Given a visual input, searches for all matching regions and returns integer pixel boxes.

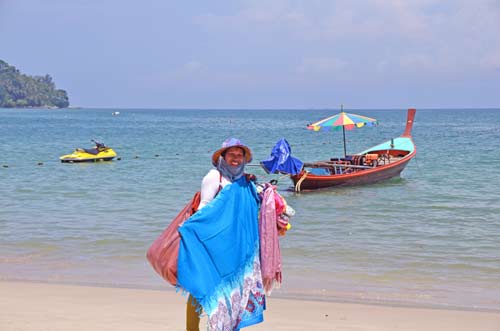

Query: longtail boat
[291,109,416,191]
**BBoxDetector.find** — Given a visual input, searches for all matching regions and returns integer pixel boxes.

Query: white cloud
[183,61,203,73]
[398,54,434,71]
[296,57,347,75]
[480,50,500,70]
[193,0,499,77]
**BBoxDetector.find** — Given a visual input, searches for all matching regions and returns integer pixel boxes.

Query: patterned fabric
[177,177,265,331]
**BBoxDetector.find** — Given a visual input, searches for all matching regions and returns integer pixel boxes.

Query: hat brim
[212,145,252,166]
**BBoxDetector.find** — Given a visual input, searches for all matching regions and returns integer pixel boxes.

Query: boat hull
[60,148,117,163]
[60,156,115,163]
[291,153,414,190]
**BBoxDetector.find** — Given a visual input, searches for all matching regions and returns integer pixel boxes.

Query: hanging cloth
[258,183,282,295]
[177,176,265,330]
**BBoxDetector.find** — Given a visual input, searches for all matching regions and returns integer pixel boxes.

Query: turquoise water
[1,107,500,311]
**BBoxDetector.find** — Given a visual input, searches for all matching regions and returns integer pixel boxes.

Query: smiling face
[223,147,245,167]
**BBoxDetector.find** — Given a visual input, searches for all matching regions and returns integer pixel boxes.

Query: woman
[183,138,263,331]
[197,137,253,211]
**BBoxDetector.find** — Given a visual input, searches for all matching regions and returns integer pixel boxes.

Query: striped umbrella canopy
[307,109,378,157]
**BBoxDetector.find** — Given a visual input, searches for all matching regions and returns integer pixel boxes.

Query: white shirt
[198,169,231,210]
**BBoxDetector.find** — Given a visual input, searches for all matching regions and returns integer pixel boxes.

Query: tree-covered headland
[0,59,70,108]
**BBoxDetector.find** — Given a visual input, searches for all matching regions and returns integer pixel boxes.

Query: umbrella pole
[342,125,347,157]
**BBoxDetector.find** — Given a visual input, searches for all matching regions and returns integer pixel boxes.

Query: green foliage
[0,59,70,108]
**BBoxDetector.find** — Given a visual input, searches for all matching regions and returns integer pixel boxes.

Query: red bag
[147,192,201,286]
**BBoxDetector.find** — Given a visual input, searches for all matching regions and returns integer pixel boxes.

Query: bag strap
[216,172,223,195]
[191,191,202,214]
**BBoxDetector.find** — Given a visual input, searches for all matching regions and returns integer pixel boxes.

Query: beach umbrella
[307,106,378,157]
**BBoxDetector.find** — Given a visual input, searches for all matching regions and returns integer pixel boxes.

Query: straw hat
[212,138,253,166]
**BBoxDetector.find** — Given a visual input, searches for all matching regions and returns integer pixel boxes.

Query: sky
[1,0,499,109]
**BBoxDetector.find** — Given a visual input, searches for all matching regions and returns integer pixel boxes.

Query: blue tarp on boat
[260,138,303,175]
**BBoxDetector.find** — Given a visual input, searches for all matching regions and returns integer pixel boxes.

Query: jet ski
[60,140,117,163]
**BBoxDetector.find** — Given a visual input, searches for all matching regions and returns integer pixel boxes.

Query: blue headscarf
[216,156,245,182]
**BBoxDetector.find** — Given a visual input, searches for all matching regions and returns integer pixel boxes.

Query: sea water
[1,107,499,311]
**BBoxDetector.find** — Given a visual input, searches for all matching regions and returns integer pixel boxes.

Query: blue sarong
[177,177,265,330]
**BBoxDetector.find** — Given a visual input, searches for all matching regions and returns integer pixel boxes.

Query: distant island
[0,59,69,108]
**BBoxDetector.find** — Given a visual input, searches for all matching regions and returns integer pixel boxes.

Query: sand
[1,281,499,331]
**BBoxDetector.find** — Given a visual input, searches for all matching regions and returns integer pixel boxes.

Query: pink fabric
[258,184,282,295]
[274,190,286,214]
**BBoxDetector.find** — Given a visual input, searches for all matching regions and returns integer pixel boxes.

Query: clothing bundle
[177,177,265,330]
[147,176,295,331]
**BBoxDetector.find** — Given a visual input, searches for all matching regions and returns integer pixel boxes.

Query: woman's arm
[197,169,221,210]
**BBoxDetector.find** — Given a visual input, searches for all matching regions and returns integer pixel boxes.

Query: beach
[2,281,500,331]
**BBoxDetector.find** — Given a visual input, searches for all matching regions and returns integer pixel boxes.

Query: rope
[0,154,163,169]
[294,171,309,192]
